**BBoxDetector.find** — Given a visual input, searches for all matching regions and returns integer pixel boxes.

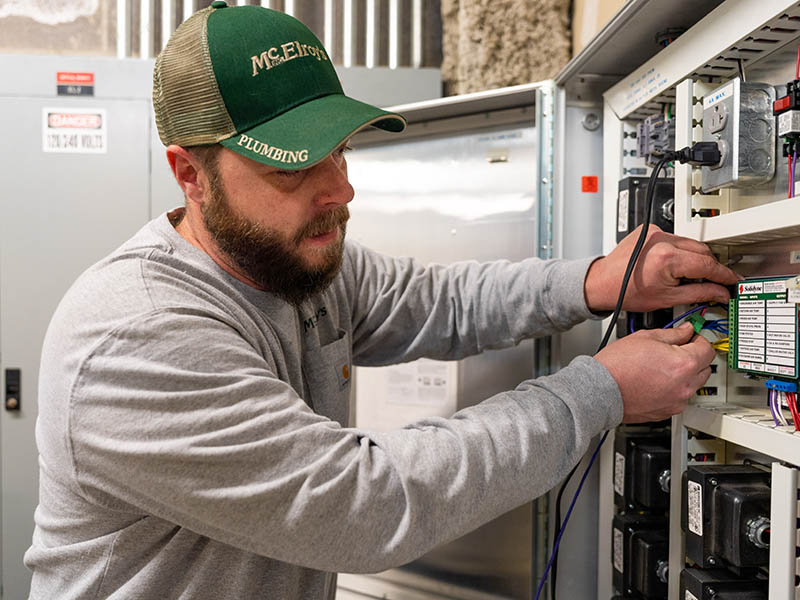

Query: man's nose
[315,153,354,207]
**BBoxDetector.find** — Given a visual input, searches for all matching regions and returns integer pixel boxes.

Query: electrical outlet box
[701,78,776,193]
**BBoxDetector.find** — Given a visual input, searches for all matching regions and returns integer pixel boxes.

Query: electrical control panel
[701,78,776,192]
[595,3,800,599]
[728,277,800,380]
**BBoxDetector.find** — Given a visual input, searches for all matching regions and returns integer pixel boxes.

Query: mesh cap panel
[153,7,236,147]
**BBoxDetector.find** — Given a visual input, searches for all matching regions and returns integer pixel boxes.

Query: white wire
[776,391,789,426]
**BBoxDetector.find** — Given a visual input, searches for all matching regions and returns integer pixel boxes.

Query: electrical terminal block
[764,379,798,393]
[686,312,706,333]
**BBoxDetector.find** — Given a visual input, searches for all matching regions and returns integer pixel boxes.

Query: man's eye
[336,144,352,156]
[276,169,301,177]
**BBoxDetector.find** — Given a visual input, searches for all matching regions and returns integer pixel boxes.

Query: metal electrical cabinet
[338,84,605,599]
[0,54,440,598]
[557,1,800,598]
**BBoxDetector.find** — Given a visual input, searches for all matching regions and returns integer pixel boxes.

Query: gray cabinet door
[0,96,151,599]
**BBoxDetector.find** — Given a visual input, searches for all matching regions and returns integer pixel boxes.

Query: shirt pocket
[302,328,352,426]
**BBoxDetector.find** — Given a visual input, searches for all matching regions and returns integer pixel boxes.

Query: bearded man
[25,3,736,599]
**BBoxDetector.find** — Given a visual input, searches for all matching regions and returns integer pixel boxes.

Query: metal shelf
[683,403,800,465]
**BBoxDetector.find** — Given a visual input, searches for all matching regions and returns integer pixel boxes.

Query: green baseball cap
[153,1,406,170]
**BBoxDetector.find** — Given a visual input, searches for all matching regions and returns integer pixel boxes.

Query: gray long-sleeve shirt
[25,210,622,599]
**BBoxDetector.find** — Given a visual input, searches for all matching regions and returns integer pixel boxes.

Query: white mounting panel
[605,0,800,120]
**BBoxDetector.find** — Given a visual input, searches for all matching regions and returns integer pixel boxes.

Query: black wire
[597,155,671,353]
[548,154,672,600]
[550,462,579,599]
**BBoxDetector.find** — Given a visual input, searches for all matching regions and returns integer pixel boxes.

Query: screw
[709,478,718,486]
[708,587,717,596]
[707,556,717,566]
[541,177,549,184]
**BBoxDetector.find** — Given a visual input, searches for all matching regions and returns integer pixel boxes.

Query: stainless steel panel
[0,95,151,599]
[549,102,604,600]
[347,121,538,598]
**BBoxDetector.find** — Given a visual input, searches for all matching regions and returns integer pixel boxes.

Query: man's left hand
[584,225,740,313]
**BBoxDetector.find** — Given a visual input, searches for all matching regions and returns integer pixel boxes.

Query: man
[25,3,737,598]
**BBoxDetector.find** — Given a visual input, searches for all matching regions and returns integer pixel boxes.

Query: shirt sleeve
[68,308,622,574]
[341,241,602,366]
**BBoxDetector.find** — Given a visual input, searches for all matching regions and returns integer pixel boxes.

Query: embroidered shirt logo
[251,40,329,77]
[303,306,328,332]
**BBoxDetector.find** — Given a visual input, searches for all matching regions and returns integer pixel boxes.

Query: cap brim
[219,94,406,170]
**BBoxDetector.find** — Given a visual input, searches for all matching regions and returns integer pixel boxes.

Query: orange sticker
[581,176,599,193]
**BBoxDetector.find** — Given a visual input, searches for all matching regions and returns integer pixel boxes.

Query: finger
[657,233,716,258]
[667,249,740,285]
[663,282,733,305]
[683,333,716,365]
[645,321,695,345]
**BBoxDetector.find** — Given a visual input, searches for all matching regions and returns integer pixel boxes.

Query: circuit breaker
[701,78,776,192]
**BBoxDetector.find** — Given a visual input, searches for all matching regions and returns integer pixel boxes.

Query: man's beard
[202,175,349,306]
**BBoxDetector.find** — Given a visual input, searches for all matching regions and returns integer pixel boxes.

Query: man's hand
[584,225,740,313]
[595,323,714,423]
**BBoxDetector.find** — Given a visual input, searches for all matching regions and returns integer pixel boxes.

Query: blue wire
[662,304,710,329]
[534,430,609,600]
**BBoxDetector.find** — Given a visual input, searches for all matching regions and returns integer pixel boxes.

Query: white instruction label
[736,298,797,377]
[788,289,800,304]
[613,527,624,572]
[617,190,629,233]
[685,591,700,600]
[687,480,703,536]
[614,452,625,496]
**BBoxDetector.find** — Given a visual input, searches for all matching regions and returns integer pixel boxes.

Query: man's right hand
[595,322,715,423]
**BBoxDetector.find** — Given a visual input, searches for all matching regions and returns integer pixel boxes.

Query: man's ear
[166,145,207,208]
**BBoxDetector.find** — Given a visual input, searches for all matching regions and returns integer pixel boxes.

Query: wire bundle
[769,389,800,430]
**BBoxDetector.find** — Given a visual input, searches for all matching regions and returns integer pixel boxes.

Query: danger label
[42,108,106,154]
